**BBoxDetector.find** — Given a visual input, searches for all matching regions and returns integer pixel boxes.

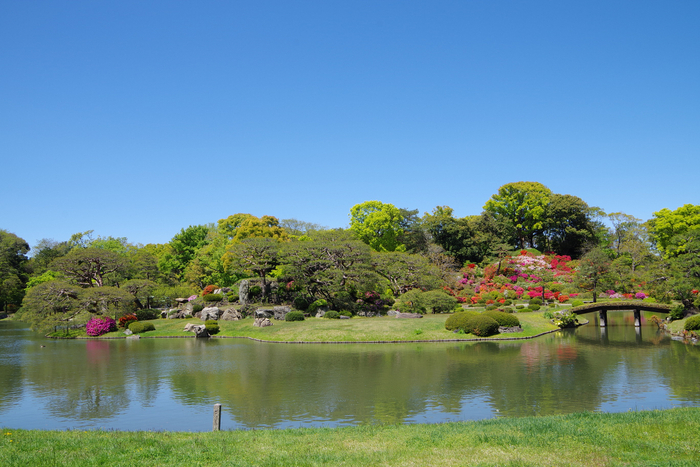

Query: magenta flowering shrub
[86,316,117,337]
[635,292,647,299]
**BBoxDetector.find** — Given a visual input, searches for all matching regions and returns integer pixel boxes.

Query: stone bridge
[569,301,671,327]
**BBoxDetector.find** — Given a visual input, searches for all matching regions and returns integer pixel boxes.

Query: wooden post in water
[599,309,607,327]
[213,403,221,431]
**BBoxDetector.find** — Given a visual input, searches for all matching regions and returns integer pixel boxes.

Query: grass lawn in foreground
[94,311,560,342]
[2,408,699,466]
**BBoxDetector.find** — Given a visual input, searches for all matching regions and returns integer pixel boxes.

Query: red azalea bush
[201,284,218,296]
[86,316,117,337]
[118,314,138,328]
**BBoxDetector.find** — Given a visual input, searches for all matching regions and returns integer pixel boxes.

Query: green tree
[607,212,642,257]
[349,201,405,252]
[371,251,440,296]
[396,208,429,254]
[0,230,30,311]
[28,238,72,275]
[542,194,595,257]
[17,280,80,333]
[224,238,282,301]
[576,247,612,303]
[158,225,211,279]
[483,181,552,249]
[648,204,700,257]
[123,279,157,309]
[50,247,128,287]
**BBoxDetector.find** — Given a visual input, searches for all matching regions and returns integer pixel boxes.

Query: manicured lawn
[2,408,699,466]
[92,311,560,342]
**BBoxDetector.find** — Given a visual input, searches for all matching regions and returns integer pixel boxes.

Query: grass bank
[87,312,561,342]
[2,408,699,466]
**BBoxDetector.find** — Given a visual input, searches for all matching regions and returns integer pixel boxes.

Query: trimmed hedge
[483,310,520,327]
[323,310,340,319]
[463,315,500,337]
[204,319,220,335]
[128,321,155,334]
[135,309,158,321]
[528,304,541,311]
[285,311,305,321]
[203,294,223,302]
[684,315,700,331]
[444,311,480,332]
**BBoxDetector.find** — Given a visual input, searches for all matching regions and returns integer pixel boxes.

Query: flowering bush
[187,295,197,301]
[86,316,117,337]
[201,285,218,296]
[118,314,138,328]
[635,292,647,299]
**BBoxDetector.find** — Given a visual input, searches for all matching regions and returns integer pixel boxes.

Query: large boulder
[395,312,423,319]
[387,310,400,316]
[200,306,221,321]
[168,310,186,319]
[273,306,291,320]
[254,308,274,319]
[253,317,273,327]
[175,298,189,304]
[315,309,326,318]
[220,309,242,321]
[184,323,210,337]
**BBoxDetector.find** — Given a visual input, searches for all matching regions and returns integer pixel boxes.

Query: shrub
[684,315,700,331]
[201,285,218,296]
[464,315,500,337]
[128,321,155,334]
[444,311,480,331]
[203,294,223,302]
[293,296,310,311]
[249,285,262,297]
[422,290,458,313]
[285,311,305,321]
[308,299,329,314]
[543,310,554,319]
[485,305,497,311]
[670,304,685,321]
[204,319,220,335]
[483,310,520,327]
[503,299,513,306]
[529,298,542,306]
[339,310,352,317]
[553,311,578,328]
[227,292,239,302]
[86,316,117,336]
[571,299,584,308]
[192,301,204,313]
[395,289,427,314]
[323,310,340,319]
[135,309,158,321]
[515,305,525,310]
[528,304,541,311]
[118,314,138,329]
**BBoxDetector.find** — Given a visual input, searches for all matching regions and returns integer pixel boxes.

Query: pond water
[1,312,699,431]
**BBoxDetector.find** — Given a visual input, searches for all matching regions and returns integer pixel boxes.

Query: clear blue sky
[2,1,698,248]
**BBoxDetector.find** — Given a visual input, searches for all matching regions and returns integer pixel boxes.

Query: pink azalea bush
[86,316,117,337]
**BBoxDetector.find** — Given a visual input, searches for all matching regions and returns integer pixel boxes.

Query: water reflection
[0,312,698,431]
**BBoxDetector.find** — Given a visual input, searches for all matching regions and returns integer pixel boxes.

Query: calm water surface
[1,312,699,431]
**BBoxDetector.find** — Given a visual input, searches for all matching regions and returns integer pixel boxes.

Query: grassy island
[2,408,699,466]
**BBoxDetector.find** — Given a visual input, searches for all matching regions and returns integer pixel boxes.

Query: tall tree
[50,248,127,287]
[648,204,700,257]
[542,194,595,257]
[0,230,30,310]
[349,201,405,252]
[158,225,211,279]
[576,247,612,303]
[224,238,282,301]
[483,181,552,249]
[371,251,440,296]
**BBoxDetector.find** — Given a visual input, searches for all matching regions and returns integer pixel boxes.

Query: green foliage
[293,296,309,311]
[670,304,685,321]
[684,315,700,331]
[648,204,700,257]
[249,285,262,297]
[444,311,480,331]
[339,310,352,317]
[192,301,204,313]
[128,321,155,334]
[134,309,158,321]
[203,293,223,302]
[553,310,578,328]
[285,311,305,321]
[158,225,211,280]
[529,298,542,306]
[227,292,239,302]
[422,290,458,313]
[323,310,340,319]
[463,314,500,336]
[483,310,520,327]
[204,319,220,334]
[543,310,554,319]
[571,299,584,307]
[371,251,440,296]
[50,247,127,287]
[577,247,613,302]
[528,304,541,311]
[349,201,406,252]
[394,289,427,314]
[308,299,329,314]
[515,304,525,310]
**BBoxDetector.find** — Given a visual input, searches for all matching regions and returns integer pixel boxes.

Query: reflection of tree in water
[653,341,700,402]
[0,323,24,412]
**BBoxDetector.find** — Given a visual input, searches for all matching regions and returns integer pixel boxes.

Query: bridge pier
[634,309,641,327]
[635,326,642,344]
[599,309,608,327]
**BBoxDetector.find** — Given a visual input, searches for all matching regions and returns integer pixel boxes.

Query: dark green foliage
[285,311,305,321]
[323,310,340,319]
[483,310,520,327]
[485,305,497,310]
[670,304,685,320]
[339,310,352,317]
[463,315,500,336]
[204,319,220,334]
[684,315,700,331]
[227,292,239,302]
[128,321,155,334]
[249,285,262,297]
[394,289,426,314]
[515,304,525,309]
[529,298,542,306]
[503,299,512,306]
[528,304,541,311]
[203,293,223,302]
[293,296,310,311]
[134,309,158,321]
[192,302,204,313]
[444,311,480,331]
